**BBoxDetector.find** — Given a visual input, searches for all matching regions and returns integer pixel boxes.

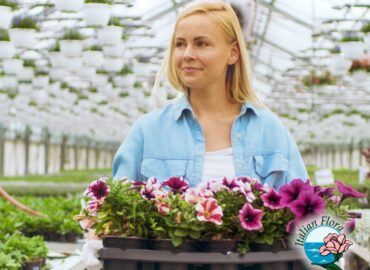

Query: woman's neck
[188,86,240,119]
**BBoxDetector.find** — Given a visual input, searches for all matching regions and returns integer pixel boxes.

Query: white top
[202,147,235,183]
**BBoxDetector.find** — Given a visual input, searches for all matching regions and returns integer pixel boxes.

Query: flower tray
[100,236,307,270]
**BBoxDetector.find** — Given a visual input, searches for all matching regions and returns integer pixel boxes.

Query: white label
[315,168,334,185]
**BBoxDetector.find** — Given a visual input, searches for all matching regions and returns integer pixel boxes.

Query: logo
[294,215,352,270]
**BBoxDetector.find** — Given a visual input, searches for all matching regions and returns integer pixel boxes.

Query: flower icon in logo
[313,233,352,269]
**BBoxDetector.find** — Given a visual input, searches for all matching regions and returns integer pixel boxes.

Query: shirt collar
[173,94,260,121]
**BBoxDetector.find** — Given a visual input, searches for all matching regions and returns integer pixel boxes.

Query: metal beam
[259,0,314,30]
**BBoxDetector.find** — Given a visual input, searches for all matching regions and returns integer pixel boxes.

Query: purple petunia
[162,176,189,194]
[221,177,240,191]
[141,177,162,200]
[290,191,326,221]
[261,188,283,210]
[238,203,264,231]
[335,180,366,204]
[314,186,335,198]
[279,179,313,206]
[344,219,356,234]
[85,177,110,200]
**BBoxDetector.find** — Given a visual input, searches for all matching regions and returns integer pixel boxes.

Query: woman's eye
[197,41,207,47]
[175,42,184,47]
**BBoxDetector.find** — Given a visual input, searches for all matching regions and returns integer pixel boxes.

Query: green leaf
[174,228,188,237]
[311,263,343,270]
[189,230,200,239]
[171,236,183,247]
[190,224,204,231]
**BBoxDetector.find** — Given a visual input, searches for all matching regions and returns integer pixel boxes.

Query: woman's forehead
[174,14,224,39]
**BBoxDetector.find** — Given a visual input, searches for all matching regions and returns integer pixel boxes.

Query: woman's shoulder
[253,106,286,129]
[135,100,180,128]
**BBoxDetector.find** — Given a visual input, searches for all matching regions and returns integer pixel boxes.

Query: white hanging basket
[3,59,23,74]
[18,83,33,94]
[97,26,123,45]
[340,41,365,60]
[0,41,15,59]
[0,75,17,89]
[65,57,83,73]
[17,68,34,81]
[32,76,49,88]
[9,28,37,48]
[0,6,12,29]
[49,68,67,80]
[114,74,135,87]
[92,74,108,87]
[79,67,96,79]
[83,3,112,27]
[82,51,104,68]
[351,70,368,81]
[364,33,370,51]
[103,43,124,57]
[54,0,84,12]
[49,52,66,68]
[103,58,124,72]
[59,40,83,57]
[329,55,351,76]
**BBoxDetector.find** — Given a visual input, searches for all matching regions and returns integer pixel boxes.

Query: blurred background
[0,0,369,269]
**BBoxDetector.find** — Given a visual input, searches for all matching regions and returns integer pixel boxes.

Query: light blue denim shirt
[112,95,308,189]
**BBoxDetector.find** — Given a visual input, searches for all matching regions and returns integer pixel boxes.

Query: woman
[112,1,308,190]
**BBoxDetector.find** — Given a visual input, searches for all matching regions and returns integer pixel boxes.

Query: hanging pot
[103,43,124,57]
[97,26,123,45]
[0,41,15,59]
[103,58,124,72]
[364,33,370,51]
[65,57,83,73]
[59,40,83,57]
[54,0,84,12]
[0,75,18,89]
[32,76,49,88]
[50,68,67,80]
[340,41,365,60]
[82,51,104,68]
[0,6,12,29]
[79,67,96,79]
[83,3,112,27]
[3,59,23,75]
[329,55,351,76]
[9,28,37,48]
[49,52,66,67]
[17,67,34,81]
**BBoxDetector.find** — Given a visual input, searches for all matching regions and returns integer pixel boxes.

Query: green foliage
[61,29,84,40]
[12,16,39,30]
[119,91,129,98]
[340,35,363,42]
[117,65,133,76]
[0,29,10,41]
[302,71,335,87]
[86,45,102,51]
[361,23,370,33]
[0,0,19,10]
[49,42,60,52]
[85,0,113,4]
[23,59,36,68]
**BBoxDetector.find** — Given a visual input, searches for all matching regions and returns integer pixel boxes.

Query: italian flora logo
[295,216,352,270]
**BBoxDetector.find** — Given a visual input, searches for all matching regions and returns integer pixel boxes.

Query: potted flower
[65,57,83,73]
[82,45,104,68]
[17,60,35,81]
[9,16,39,48]
[339,32,364,60]
[2,58,23,75]
[302,71,335,87]
[349,58,370,80]
[97,17,123,45]
[83,0,113,27]
[361,23,370,50]
[75,176,364,268]
[0,29,15,59]
[32,70,49,88]
[103,57,124,72]
[59,29,85,57]
[113,65,135,87]
[49,67,67,81]
[54,0,84,12]
[0,75,17,89]
[0,0,18,28]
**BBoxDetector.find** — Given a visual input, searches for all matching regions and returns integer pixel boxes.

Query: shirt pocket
[141,158,188,181]
[253,152,288,179]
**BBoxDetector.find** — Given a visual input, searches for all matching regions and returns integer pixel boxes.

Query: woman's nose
[183,45,195,60]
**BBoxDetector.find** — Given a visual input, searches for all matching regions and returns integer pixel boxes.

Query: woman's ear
[228,42,240,65]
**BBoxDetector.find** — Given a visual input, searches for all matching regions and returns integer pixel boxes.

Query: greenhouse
[0,0,369,269]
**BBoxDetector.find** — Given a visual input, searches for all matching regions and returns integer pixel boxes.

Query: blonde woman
[112,1,308,190]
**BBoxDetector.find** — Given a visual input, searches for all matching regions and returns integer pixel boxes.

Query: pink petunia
[335,180,366,204]
[221,177,240,191]
[196,198,223,225]
[261,188,283,210]
[85,177,110,200]
[290,191,325,221]
[238,181,256,203]
[162,177,189,194]
[140,177,163,200]
[238,203,264,231]
[184,187,213,204]
[279,179,313,206]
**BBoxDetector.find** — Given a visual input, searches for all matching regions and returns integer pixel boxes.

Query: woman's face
[173,14,238,91]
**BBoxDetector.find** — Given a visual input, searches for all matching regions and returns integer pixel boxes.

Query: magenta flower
[202,179,224,192]
[87,199,104,214]
[162,177,189,193]
[196,198,223,225]
[279,179,313,206]
[132,180,146,187]
[335,180,366,203]
[290,191,325,220]
[238,203,264,231]
[261,188,283,209]
[285,220,296,233]
[319,233,352,255]
[330,195,341,205]
[238,182,256,203]
[237,176,265,192]
[141,177,162,200]
[221,177,240,191]
[85,178,110,200]
[314,186,335,198]
[184,187,213,204]
[344,219,356,234]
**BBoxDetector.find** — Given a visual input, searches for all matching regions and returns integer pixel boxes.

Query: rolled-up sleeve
[112,120,144,181]
[284,129,309,184]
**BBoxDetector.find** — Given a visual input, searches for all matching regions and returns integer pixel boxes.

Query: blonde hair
[152,0,263,107]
